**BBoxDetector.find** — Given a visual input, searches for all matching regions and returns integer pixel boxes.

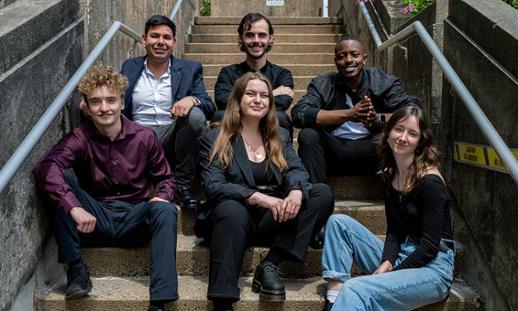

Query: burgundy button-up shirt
[33,117,176,214]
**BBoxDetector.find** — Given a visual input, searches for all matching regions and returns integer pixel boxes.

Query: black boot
[176,186,199,210]
[322,298,334,311]
[252,261,285,301]
[65,260,92,300]
[310,226,326,249]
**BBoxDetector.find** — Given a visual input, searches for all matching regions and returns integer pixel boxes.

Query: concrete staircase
[34,16,481,311]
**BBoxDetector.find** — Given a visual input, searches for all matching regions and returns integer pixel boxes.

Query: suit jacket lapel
[170,56,181,102]
[233,136,256,187]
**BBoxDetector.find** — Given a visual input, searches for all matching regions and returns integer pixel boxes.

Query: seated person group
[33,13,455,311]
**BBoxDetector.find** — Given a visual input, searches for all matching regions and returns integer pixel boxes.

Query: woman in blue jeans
[321,104,455,310]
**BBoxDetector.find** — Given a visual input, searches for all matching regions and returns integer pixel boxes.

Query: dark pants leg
[255,183,334,261]
[207,200,254,301]
[297,128,379,183]
[50,174,179,301]
[154,107,206,187]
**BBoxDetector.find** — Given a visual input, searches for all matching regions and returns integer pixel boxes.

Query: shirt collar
[239,60,270,74]
[143,58,171,79]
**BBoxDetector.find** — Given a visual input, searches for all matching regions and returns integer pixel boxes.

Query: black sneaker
[65,260,92,300]
[176,186,199,210]
[310,226,326,249]
[322,299,334,311]
[252,261,285,301]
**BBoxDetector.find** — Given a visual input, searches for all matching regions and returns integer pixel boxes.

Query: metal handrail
[0,1,184,193]
[358,2,518,185]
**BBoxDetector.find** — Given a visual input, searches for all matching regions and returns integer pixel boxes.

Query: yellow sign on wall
[454,142,518,174]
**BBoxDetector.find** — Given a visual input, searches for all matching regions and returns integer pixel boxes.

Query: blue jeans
[322,215,454,311]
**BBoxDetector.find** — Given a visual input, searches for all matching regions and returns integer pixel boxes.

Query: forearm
[316,109,352,127]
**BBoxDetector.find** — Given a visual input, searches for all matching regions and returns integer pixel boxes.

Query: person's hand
[170,97,196,117]
[149,196,169,203]
[279,189,303,222]
[247,192,284,222]
[348,96,374,123]
[372,260,393,275]
[272,86,294,98]
[70,207,96,233]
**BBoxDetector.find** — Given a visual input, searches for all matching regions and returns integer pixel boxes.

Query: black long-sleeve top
[381,174,453,270]
[214,61,294,111]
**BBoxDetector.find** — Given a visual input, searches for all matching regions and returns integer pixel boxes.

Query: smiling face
[142,25,176,63]
[334,39,367,84]
[388,115,421,157]
[84,85,124,131]
[240,19,273,60]
[240,78,270,121]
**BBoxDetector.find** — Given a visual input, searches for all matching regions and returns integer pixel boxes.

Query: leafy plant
[400,0,435,14]
[200,0,210,16]
[502,0,518,9]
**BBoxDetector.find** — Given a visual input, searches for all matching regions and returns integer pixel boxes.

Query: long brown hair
[210,72,287,171]
[377,104,441,193]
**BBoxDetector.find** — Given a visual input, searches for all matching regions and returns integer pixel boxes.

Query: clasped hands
[349,96,378,127]
[247,189,303,223]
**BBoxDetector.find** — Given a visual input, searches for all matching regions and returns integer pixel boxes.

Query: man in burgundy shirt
[33,65,178,311]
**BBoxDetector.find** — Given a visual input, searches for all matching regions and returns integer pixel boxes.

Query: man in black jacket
[292,35,419,183]
[214,12,294,136]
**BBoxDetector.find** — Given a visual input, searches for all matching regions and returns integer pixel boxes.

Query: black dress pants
[297,127,379,183]
[205,183,334,301]
[51,174,179,301]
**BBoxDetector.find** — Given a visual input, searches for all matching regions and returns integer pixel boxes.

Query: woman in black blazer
[198,72,334,311]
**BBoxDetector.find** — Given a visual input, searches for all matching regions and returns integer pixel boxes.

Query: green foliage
[200,0,210,16]
[401,0,435,14]
[502,0,518,9]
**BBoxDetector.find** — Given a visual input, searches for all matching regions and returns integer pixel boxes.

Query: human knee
[188,106,207,137]
[297,128,320,147]
[311,183,333,210]
[149,201,178,222]
[212,200,250,228]
[326,214,357,233]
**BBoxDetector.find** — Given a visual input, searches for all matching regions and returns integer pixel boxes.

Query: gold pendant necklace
[243,136,264,161]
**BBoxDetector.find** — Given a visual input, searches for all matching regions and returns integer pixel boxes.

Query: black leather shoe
[65,260,92,300]
[310,226,326,249]
[322,299,334,311]
[176,186,199,210]
[252,261,285,301]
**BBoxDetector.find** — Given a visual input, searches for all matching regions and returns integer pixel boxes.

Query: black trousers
[205,183,334,301]
[211,109,293,138]
[51,174,179,301]
[297,127,379,183]
[153,106,206,188]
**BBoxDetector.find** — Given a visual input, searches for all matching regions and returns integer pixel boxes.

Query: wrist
[191,96,201,107]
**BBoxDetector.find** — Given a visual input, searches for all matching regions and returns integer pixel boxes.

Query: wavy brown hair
[210,72,287,171]
[377,104,441,193]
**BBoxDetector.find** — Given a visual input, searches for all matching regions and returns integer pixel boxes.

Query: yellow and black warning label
[454,142,518,173]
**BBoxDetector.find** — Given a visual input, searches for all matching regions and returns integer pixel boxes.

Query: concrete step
[189,33,341,43]
[186,52,334,65]
[203,63,335,76]
[82,202,386,277]
[185,42,336,54]
[192,24,342,34]
[195,16,343,25]
[34,276,480,311]
[204,75,315,90]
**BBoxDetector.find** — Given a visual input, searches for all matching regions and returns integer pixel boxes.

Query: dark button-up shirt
[33,118,175,214]
[215,61,294,111]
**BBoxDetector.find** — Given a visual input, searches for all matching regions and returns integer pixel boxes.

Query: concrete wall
[335,0,518,308]
[209,0,323,17]
[444,0,518,309]
[82,0,198,72]
[0,0,84,309]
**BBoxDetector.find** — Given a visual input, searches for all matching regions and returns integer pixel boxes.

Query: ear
[140,34,146,46]
[363,53,368,65]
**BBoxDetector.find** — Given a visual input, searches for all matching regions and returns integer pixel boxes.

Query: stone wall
[209,0,323,17]
[82,0,198,72]
[0,0,84,309]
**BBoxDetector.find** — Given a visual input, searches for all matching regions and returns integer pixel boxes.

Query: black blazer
[199,127,312,208]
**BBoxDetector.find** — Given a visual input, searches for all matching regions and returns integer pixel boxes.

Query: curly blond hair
[78,64,128,99]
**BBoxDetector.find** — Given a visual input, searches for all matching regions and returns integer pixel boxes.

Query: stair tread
[35,276,478,310]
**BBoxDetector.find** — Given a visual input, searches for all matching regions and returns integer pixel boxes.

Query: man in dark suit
[121,15,215,209]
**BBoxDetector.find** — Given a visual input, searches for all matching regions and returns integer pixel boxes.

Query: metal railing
[358,1,518,185]
[0,1,184,193]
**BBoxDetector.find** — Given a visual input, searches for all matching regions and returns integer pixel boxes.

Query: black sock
[263,250,285,266]
[213,298,233,311]
[149,300,166,310]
